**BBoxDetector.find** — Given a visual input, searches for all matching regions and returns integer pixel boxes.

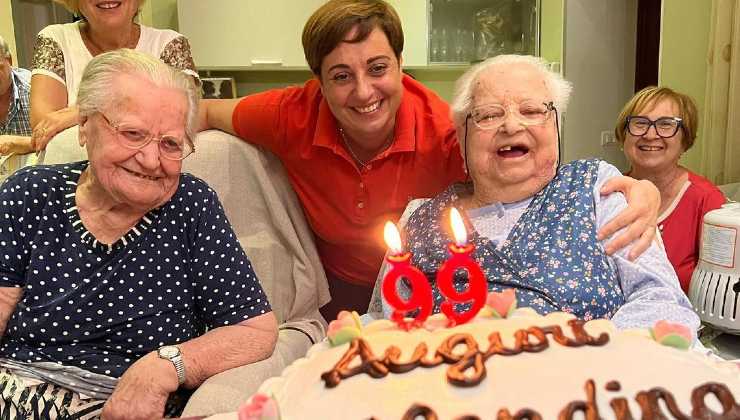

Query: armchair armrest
[181,319,322,417]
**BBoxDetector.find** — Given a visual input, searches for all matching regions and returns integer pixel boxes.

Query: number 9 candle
[381,221,433,330]
[436,208,487,326]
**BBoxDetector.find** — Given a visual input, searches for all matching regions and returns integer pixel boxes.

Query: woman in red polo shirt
[198,0,661,321]
[616,86,726,293]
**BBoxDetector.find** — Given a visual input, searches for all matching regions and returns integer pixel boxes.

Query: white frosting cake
[211,309,740,419]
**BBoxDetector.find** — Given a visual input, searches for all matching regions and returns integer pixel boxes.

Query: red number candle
[436,208,487,326]
[381,221,433,330]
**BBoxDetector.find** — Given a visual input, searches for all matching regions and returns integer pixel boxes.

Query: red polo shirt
[232,75,466,286]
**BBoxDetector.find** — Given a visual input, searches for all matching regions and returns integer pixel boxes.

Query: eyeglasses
[625,116,683,139]
[468,102,555,130]
[97,111,194,160]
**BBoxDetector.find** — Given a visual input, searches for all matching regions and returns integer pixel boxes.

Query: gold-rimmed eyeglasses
[97,111,194,161]
[468,101,556,131]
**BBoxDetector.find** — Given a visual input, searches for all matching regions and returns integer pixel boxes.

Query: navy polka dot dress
[0,162,270,378]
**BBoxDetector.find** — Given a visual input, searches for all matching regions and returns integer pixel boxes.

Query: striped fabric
[0,368,190,419]
[0,368,104,419]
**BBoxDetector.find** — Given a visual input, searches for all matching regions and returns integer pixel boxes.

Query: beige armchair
[180,130,330,415]
[38,129,330,416]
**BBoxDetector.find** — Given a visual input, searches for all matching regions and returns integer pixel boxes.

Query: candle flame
[384,221,403,255]
[450,207,467,246]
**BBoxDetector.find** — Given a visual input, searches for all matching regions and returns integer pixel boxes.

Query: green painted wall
[140,0,179,30]
[1,0,17,63]
[540,0,564,64]
[660,0,712,173]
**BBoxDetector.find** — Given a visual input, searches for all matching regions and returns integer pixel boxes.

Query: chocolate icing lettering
[691,382,740,419]
[447,351,486,387]
[605,380,621,392]
[516,327,548,352]
[320,338,387,388]
[496,408,543,419]
[635,387,689,419]
[322,320,607,388]
[400,404,438,420]
[558,379,599,420]
[383,342,428,374]
[386,381,738,420]
[609,397,634,420]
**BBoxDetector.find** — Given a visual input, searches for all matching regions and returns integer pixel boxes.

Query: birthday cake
[215,307,740,420]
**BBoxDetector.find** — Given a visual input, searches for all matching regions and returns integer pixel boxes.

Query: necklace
[338,127,394,168]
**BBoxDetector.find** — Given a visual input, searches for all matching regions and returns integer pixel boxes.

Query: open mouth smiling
[637,145,664,152]
[96,1,122,10]
[122,167,160,181]
[353,100,382,114]
[497,144,530,158]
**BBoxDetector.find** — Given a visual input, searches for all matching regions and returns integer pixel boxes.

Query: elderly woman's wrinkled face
[79,73,186,211]
[623,98,685,173]
[78,0,140,26]
[320,26,403,143]
[465,63,558,190]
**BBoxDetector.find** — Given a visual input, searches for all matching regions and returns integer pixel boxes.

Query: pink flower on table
[238,393,280,420]
[482,289,517,319]
[326,310,362,346]
[650,320,692,350]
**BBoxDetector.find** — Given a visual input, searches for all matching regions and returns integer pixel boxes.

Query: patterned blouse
[396,159,699,333]
[31,22,198,105]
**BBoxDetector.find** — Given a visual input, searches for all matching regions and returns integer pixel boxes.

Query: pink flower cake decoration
[482,289,517,319]
[238,393,280,420]
[650,320,692,350]
[327,310,363,346]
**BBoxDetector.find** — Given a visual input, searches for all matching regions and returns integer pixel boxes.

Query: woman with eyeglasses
[615,86,726,293]
[0,50,277,419]
[383,56,698,335]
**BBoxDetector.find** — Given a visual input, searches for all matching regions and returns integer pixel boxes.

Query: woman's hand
[30,105,79,152]
[101,352,179,420]
[598,177,660,260]
[0,136,34,155]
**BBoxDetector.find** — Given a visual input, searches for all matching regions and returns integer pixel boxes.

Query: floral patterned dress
[405,158,625,320]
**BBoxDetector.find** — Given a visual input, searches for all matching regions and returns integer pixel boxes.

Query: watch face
[159,346,180,359]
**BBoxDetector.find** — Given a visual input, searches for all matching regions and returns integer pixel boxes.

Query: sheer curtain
[701,0,740,185]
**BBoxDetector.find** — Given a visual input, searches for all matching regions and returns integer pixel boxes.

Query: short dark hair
[302,0,404,76]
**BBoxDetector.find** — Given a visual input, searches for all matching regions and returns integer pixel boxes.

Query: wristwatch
[158,345,186,386]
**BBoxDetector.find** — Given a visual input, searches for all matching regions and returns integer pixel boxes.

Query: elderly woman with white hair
[0,49,276,419]
[394,55,699,334]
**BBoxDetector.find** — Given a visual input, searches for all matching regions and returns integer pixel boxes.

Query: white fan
[689,203,740,334]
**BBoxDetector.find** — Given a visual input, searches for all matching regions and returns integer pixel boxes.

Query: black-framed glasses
[468,101,555,130]
[97,111,194,160]
[625,116,683,139]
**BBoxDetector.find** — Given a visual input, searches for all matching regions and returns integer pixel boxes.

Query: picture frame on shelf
[201,77,237,99]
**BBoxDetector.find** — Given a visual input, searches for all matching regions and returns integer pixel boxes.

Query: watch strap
[159,346,186,386]
[171,353,186,386]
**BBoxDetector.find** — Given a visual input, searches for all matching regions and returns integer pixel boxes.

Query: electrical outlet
[600,131,616,146]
